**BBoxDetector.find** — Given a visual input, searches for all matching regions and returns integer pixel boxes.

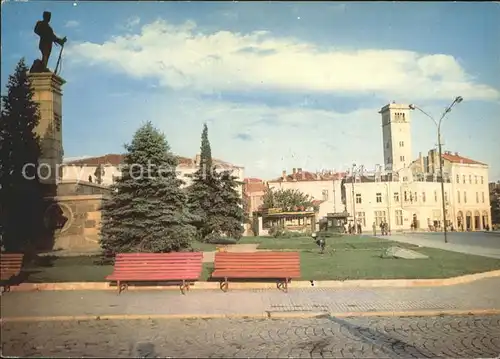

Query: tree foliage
[0,58,45,252]
[100,122,197,253]
[490,182,500,227]
[262,187,315,211]
[187,123,244,242]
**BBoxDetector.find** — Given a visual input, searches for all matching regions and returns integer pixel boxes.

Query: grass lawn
[19,235,500,283]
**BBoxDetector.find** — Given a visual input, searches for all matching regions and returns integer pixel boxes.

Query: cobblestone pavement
[2,278,500,319]
[2,315,500,358]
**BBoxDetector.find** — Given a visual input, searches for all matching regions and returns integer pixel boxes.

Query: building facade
[61,153,245,197]
[264,103,492,233]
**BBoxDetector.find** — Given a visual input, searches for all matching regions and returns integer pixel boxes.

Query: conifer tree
[0,59,45,252]
[100,122,196,253]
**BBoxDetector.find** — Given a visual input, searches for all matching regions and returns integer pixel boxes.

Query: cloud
[64,20,80,28]
[66,19,499,101]
[234,133,252,141]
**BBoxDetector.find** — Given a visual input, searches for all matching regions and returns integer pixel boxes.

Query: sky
[2,1,499,181]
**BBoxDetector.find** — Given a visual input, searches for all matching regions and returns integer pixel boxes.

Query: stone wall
[40,194,104,253]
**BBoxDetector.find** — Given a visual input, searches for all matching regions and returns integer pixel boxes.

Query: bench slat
[0,253,24,285]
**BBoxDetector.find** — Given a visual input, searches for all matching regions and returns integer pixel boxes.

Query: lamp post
[351,164,357,228]
[409,96,463,243]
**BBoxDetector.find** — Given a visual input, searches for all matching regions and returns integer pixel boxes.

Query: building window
[444,192,448,203]
[464,191,467,203]
[476,192,479,203]
[422,192,426,203]
[403,176,408,182]
[434,190,438,202]
[482,192,485,203]
[399,141,404,147]
[463,175,466,184]
[376,193,382,203]
[400,155,405,162]
[395,210,403,225]
[374,210,386,226]
[475,175,478,184]
[457,191,460,203]
[322,189,329,201]
[469,175,472,184]
[481,176,484,184]
[414,192,418,202]
[355,193,362,204]
[394,192,399,202]
[456,174,459,183]
[404,191,408,202]
[356,212,366,227]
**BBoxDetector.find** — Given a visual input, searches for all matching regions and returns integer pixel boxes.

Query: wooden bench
[0,253,24,293]
[106,252,203,294]
[212,252,300,292]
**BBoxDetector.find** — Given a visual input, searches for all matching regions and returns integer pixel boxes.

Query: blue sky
[2,1,499,180]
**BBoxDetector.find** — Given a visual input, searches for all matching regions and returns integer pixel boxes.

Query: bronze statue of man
[34,11,67,71]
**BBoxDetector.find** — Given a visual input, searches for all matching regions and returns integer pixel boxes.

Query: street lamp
[409,96,463,243]
[351,164,357,229]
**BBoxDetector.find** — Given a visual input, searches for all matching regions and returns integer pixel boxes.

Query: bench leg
[180,280,189,295]
[117,281,127,295]
[220,277,229,292]
[276,279,289,293]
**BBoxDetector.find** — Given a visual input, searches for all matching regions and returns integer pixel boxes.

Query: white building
[342,103,491,232]
[61,153,245,198]
[267,103,492,232]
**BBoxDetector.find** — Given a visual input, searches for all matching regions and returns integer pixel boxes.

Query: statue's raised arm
[31,11,67,73]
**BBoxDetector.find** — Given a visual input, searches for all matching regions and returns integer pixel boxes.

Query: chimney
[292,168,297,175]
[455,152,459,156]
[297,168,302,174]
[282,170,286,179]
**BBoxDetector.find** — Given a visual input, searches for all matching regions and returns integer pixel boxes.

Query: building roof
[243,180,267,194]
[441,152,486,166]
[64,153,240,169]
[269,169,347,182]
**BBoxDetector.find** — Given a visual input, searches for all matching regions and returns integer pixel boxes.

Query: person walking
[372,222,377,236]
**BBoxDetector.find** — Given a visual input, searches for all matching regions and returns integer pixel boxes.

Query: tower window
[399,141,404,147]
[400,155,405,161]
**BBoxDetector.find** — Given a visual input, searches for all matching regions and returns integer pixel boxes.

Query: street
[2,315,500,358]
[381,232,500,259]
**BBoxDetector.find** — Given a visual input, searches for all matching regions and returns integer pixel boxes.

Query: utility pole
[351,164,356,226]
[409,96,463,244]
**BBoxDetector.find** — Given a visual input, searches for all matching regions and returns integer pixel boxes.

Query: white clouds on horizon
[66,19,499,102]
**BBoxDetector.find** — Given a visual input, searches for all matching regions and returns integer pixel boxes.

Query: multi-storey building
[265,102,492,232]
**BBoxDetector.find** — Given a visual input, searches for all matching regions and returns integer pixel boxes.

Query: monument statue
[30,11,67,74]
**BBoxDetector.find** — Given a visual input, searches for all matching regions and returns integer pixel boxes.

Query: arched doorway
[466,211,472,231]
[457,211,464,231]
[474,210,481,231]
[482,211,489,230]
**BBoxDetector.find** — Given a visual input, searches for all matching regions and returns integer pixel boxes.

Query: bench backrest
[113,252,203,276]
[0,253,24,280]
[214,252,300,273]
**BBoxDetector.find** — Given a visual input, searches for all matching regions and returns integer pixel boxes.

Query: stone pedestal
[28,72,65,196]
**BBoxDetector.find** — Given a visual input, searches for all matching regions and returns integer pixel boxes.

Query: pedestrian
[372,221,377,236]
[357,223,362,235]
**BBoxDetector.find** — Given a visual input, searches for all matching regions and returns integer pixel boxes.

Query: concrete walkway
[2,277,499,319]
[377,233,500,259]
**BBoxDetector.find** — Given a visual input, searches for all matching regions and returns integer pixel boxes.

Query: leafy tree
[0,59,45,252]
[262,187,314,211]
[100,122,197,253]
[490,182,500,227]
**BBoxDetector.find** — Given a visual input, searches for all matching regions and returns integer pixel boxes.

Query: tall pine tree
[187,123,218,241]
[0,59,45,252]
[187,123,244,242]
[100,122,197,253]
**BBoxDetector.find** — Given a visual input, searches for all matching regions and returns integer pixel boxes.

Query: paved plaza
[2,315,500,357]
[377,231,500,259]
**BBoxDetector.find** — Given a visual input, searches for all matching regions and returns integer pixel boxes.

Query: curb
[2,309,500,323]
[9,269,500,292]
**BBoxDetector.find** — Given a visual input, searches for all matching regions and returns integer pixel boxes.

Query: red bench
[0,253,24,293]
[106,252,203,294]
[212,252,300,292]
